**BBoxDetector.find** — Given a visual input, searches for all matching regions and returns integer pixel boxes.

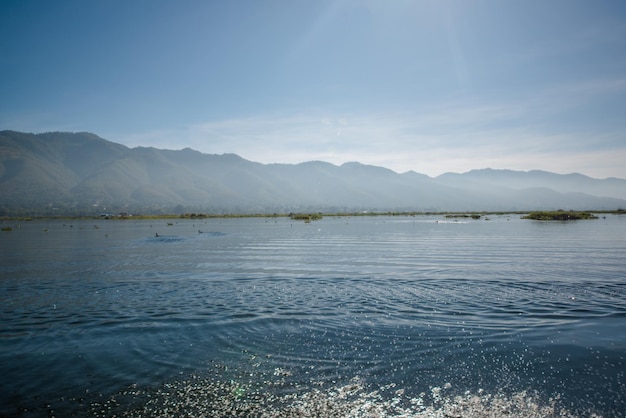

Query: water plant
[522,210,598,221]
[289,213,323,222]
[444,214,482,219]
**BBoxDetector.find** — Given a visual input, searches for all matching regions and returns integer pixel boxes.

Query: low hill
[1,130,625,215]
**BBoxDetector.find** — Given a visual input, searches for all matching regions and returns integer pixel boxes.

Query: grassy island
[289,213,323,222]
[445,213,482,219]
[522,210,598,221]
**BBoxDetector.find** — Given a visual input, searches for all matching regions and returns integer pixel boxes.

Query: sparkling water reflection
[1,215,625,416]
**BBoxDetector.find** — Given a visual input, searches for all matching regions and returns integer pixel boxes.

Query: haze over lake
[2,131,626,217]
[1,214,624,416]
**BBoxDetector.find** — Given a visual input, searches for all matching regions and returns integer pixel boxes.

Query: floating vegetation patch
[289,213,323,222]
[522,211,598,221]
[1,226,12,231]
[444,213,482,219]
[89,373,600,418]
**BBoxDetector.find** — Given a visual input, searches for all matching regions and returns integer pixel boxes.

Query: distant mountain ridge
[1,130,625,215]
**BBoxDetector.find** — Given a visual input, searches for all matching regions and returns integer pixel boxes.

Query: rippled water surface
[1,215,625,416]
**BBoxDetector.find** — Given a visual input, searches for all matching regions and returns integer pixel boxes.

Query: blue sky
[1,0,625,178]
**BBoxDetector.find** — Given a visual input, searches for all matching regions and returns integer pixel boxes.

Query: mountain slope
[1,130,625,215]
[435,168,626,200]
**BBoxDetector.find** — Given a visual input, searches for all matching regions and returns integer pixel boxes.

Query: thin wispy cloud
[114,75,626,179]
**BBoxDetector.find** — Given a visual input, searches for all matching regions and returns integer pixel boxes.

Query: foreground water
[1,214,625,417]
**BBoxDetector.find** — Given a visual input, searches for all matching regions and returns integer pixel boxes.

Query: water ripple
[1,216,625,416]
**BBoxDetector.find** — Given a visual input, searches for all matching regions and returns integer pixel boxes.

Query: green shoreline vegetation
[2,209,624,224]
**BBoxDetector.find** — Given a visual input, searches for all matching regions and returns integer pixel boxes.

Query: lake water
[1,214,625,417]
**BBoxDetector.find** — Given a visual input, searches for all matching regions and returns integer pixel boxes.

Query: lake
[1,214,625,417]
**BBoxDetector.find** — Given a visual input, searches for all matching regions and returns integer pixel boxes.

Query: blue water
[1,214,625,416]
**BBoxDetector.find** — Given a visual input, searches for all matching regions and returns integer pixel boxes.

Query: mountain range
[1,130,625,216]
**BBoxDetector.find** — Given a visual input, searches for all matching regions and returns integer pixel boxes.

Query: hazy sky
[2,0,625,178]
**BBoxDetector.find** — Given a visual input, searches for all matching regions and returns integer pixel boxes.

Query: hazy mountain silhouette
[1,130,625,215]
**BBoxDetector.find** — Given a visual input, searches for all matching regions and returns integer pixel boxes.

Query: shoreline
[2,209,625,222]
